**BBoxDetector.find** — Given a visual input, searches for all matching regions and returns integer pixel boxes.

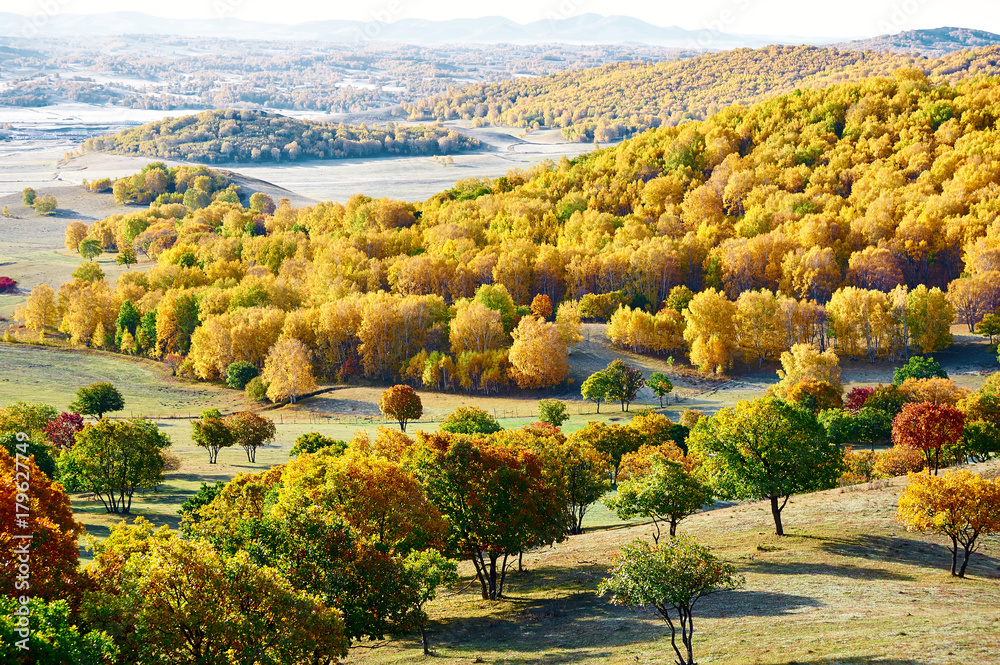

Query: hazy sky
[5,0,998,38]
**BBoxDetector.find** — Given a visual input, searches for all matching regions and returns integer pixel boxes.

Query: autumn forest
[2,18,1000,665]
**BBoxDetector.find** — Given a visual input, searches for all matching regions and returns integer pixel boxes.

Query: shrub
[290,432,348,457]
[244,376,268,403]
[893,356,947,385]
[872,445,926,478]
[225,361,259,390]
[439,406,502,435]
[840,447,878,485]
[0,277,16,293]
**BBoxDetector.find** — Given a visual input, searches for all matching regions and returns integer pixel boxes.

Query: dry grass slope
[351,463,1000,665]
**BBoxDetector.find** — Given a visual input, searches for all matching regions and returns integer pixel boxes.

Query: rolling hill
[405,44,1000,141]
[81,109,482,164]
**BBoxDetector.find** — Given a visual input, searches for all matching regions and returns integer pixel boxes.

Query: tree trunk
[421,625,430,655]
[770,495,784,536]
[959,544,972,578]
[669,518,678,538]
[950,536,959,576]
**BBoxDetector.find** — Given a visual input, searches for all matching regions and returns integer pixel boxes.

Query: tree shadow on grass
[819,533,1000,579]
[744,559,915,582]
[775,658,928,665]
[697,589,823,619]
[427,564,824,662]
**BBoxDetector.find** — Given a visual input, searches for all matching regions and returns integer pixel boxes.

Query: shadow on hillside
[430,564,826,661]
[772,659,927,665]
[697,589,823,618]
[819,534,1000,578]
[744,559,915,582]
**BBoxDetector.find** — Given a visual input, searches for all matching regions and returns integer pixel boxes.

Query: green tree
[604,359,645,411]
[975,313,1000,346]
[0,597,116,665]
[403,549,460,655]
[114,300,141,347]
[69,382,125,420]
[604,459,714,542]
[648,372,674,407]
[67,418,170,513]
[894,356,947,385]
[538,399,570,427]
[581,369,611,413]
[78,238,103,262]
[191,410,235,464]
[290,432,348,457]
[439,405,502,435]
[21,187,36,205]
[688,397,843,535]
[225,360,260,390]
[115,247,137,269]
[599,537,744,665]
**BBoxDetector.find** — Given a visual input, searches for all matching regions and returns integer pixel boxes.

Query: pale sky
[2,0,997,39]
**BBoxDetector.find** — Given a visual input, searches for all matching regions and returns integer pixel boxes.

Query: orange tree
[688,397,843,536]
[378,385,423,432]
[496,423,611,535]
[224,411,276,463]
[279,448,447,554]
[407,432,571,599]
[570,420,646,483]
[891,401,965,474]
[897,470,1000,577]
[0,448,84,601]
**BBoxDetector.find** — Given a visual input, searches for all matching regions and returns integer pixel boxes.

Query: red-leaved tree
[891,401,965,474]
[44,412,85,451]
[845,386,877,413]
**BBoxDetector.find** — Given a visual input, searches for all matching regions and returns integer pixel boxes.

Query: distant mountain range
[1,12,997,53]
[835,26,1000,56]
[0,11,812,47]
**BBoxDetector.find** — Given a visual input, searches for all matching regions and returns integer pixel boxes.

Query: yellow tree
[897,470,1000,577]
[450,301,506,355]
[682,288,736,373]
[262,337,317,404]
[774,343,842,397]
[734,289,783,366]
[64,220,88,251]
[508,315,569,389]
[15,284,59,335]
[907,285,954,354]
[555,300,583,346]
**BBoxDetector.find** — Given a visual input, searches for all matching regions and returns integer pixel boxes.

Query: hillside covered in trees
[835,27,1000,57]
[81,110,482,164]
[17,71,1000,389]
[404,45,1000,141]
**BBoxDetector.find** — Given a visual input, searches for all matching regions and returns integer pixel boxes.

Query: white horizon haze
[1,0,999,40]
